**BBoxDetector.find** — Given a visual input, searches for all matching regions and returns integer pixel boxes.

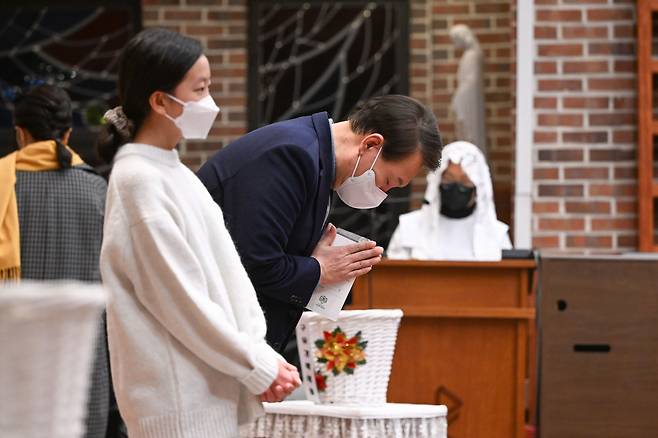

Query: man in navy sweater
[197,95,442,354]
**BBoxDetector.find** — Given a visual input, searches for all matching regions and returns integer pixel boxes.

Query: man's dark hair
[348,94,443,170]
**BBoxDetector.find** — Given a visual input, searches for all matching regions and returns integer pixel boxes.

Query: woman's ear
[149,91,169,117]
[15,126,26,148]
[61,128,72,145]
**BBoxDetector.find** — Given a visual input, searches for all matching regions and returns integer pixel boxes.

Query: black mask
[440,183,476,219]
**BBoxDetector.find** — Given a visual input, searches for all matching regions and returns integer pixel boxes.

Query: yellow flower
[315,327,367,376]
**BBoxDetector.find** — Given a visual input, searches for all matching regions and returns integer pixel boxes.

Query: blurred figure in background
[450,24,487,157]
[388,141,511,261]
[0,84,111,437]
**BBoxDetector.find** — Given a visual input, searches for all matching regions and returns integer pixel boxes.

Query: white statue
[449,24,487,156]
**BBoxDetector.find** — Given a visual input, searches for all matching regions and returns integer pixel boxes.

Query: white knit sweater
[100,144,279,438]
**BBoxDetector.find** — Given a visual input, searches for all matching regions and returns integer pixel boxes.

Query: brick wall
[143,0,248,169]
[409,0,515,209]
[430,1,515,182]
[141,0,640,252]
[142,0,515,204]
[533,0,637,252]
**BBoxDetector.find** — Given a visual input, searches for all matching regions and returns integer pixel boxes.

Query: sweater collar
[115,143,180,167]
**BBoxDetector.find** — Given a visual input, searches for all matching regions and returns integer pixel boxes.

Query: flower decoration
[314,371,328,392]
[315,327,367,377]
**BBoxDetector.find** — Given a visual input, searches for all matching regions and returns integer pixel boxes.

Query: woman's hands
[259,361,301,403]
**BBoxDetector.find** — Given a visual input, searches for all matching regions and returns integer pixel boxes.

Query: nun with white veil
[387,141,511,261]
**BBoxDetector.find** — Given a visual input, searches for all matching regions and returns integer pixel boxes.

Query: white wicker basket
[0,282,105,438]
[296,309,403,405]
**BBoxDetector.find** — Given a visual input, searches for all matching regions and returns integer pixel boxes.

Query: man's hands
[258,224,382,402]
[259,361,301,403]
[311,224,384,285]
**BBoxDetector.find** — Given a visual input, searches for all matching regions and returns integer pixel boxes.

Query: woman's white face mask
[165,94,220,139]
[336,147,388,209]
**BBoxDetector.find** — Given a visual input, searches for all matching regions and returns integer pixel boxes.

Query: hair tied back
[103,106,132,138]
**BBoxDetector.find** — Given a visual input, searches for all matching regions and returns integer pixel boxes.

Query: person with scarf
[388,141,512,261]
[0,84,111,437]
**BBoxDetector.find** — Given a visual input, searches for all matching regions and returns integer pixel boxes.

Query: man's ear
[360,133,384,154]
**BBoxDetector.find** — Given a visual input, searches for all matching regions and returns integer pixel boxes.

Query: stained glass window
[0,1,141,159]
[249,0,410,248]
[249,0,409,127]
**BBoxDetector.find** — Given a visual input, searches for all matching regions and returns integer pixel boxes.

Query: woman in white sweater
[98,28,300,438]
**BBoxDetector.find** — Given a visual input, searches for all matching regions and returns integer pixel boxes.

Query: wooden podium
[350,259,536,438]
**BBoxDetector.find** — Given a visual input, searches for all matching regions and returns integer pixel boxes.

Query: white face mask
[165,94,220,139]
[336,147,388,209]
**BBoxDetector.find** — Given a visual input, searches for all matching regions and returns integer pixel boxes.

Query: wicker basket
[0,282,105,438]
[296,309,403,405]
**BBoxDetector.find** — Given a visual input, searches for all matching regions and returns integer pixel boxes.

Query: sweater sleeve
[128,214,279,395]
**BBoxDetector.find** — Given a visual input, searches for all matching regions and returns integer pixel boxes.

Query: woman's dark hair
[13,84,73,168]
[348,95,443,170]
[97,28,204,164]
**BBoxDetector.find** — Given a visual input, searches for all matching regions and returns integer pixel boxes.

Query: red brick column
[533,1,637,252]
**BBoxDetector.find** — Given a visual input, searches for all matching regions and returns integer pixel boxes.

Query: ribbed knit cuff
[240,342,279,395]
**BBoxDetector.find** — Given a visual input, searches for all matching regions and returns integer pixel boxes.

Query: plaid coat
[16,165,111,438]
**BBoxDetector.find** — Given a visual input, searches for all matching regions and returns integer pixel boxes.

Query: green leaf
[357,360,366,365]
[317,358,328,363]
[315,340,325,349]
[345,367,354,375]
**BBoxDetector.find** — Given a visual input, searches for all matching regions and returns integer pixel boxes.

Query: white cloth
[433,214,476,260]
[241,401,447,438]
[101,144,280,438]
[388,141,511,261]
[450,24,487,155]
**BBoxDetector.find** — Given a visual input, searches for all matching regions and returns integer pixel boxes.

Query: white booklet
[306,228,369,320]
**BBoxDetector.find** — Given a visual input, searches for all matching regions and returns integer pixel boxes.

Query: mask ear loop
[163,93,189,126]
[166,93,186,106]
[352,145,383,177]
[368,146,383,171]
[351,154,363,178]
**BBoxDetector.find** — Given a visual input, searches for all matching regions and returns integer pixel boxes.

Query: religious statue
[449,24,488,156]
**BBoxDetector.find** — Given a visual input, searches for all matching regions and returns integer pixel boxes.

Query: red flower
[315,372,327,392]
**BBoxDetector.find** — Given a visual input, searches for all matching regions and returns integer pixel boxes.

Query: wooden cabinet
[350,259,536,438]
[538,255,658,438]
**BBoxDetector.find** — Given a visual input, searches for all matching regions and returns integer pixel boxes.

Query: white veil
[388,141,511,260]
